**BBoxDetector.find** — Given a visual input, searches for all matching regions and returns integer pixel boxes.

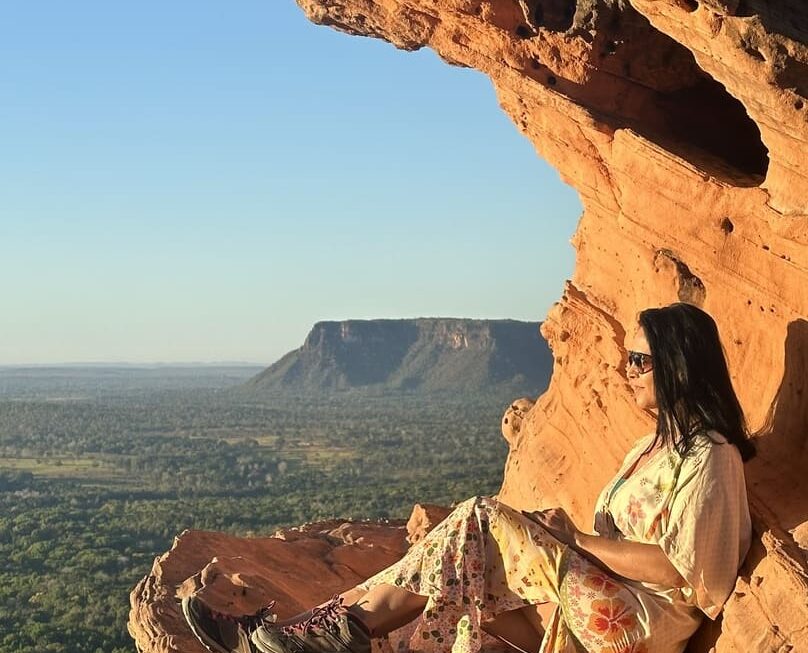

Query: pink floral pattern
[359,496,648,653]
[626,495,646,526]
[583,569,621,597]
[587,598,637,642]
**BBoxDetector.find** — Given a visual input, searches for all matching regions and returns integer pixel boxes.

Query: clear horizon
[1,1,581,366]
[0,316,546,367]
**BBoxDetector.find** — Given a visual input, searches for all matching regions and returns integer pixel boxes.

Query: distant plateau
[242,318,552,397]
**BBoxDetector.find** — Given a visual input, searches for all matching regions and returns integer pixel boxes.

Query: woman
[184,303,753,653]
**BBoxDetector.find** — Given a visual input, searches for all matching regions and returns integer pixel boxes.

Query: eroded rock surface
[130,1,808,651]
[128,521,410,653]
[405,502,453,543]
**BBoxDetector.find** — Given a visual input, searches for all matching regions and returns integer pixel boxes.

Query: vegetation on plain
[0,367,520,653]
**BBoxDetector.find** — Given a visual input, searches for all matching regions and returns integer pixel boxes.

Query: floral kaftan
[358,431,751,653]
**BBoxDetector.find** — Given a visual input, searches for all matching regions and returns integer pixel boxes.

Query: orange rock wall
[296,0,808,650]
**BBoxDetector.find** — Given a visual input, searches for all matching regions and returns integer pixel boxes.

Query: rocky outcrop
[129,512,516,653]
[243,318,552,396]
[130,1,808,651]
[128,520,411,653]
[405,503,453,543]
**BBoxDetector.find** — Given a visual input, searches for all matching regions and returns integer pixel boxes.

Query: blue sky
[0,1,581,365]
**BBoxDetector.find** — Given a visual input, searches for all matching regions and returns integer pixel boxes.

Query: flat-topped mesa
[293,0,808,650]
[243,318,553,395]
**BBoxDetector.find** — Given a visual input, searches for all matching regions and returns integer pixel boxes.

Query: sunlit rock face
[128,521,410,653]
[294,0,807,649]
[129,1,807,651]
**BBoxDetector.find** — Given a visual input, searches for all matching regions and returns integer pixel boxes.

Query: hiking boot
[182,594,277,653]
[250,595,371,653]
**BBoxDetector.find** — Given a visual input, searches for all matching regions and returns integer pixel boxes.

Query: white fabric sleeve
[657,441,751,619]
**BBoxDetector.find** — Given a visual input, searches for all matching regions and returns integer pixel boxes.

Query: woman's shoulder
[680,430,744,478]
[631,432,656,451]
[689,429,735,452]
[620,432,656,462]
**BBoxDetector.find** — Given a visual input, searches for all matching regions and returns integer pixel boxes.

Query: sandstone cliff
[130,1,807,651]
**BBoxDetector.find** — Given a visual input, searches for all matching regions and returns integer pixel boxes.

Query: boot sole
[250,627,285,653]
[182,595,252,653]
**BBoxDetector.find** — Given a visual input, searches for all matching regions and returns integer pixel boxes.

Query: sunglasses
[626,350,653,374]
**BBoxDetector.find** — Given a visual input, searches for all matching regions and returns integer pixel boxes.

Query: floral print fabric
[359,432,750,653]
[359,497,648,653]
[593,431,751,619]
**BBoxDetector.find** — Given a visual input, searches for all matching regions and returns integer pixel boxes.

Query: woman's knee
[456,495,499,515]
[444,496,497,527]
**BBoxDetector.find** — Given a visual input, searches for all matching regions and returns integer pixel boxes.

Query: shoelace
[281,595,344,636]
[209,600,278,634]
[243,601,279,633]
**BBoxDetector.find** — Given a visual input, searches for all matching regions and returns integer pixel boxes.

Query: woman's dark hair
[639,303,755,461]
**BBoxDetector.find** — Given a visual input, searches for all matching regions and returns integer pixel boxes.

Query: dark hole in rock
[521,1,769,185]
[775,56,808,101]
[610,8,770,183]
[796,99,804,110]
[721,217,734,234]
[645,75,769,181]
[735,0,756,16]
[534,4,543,25]
[529,0,576,32]
[735,0,806,43]
[515,24,535,38]
[677,0,699,11]
[763,245,770,250]
[744,45,766,61]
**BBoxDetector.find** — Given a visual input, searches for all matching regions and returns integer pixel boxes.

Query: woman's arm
[573,532,685,587]
[523,508,685,587]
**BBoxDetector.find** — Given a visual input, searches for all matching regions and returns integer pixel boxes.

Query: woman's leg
[341,586,544,652]
[341,577,544,649]
[344,583,428,635]
[481,607,544,653]
[263,584,427,635]
[257,497,656,653]
[248,496,565,653]
[346,496,566,653]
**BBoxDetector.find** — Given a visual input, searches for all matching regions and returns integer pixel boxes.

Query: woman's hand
[521,507,580,546]
[523,508,687,587]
